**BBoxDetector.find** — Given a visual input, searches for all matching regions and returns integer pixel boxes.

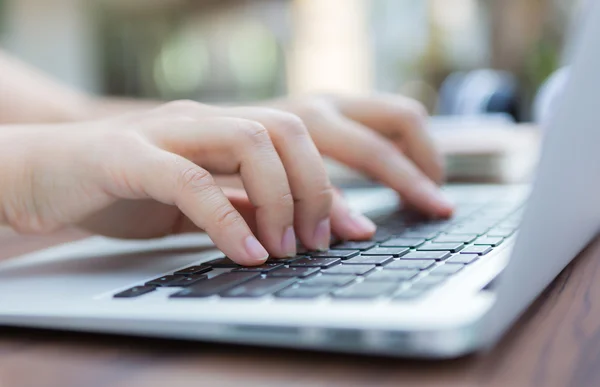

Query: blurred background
[0,0,586,182]
[0,0,582,118]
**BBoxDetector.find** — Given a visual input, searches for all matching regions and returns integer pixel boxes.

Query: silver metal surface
[481,2,600,347]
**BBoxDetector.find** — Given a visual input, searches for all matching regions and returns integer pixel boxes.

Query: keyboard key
[372,229,394,242]
[168,274,208,287]
[474,237,504,246]
[446,255,478,265]
[146,275,183,287]
[417,243,464,253]
[205,257,240,268]
[385,260,435,270]
[365,269,419,282]
[432,234,477,244]
[429,264,464,276]
[221,277,297,298]
[331,241,377,251]
[401,251,451,260]
[362,247,409,257]
[400,230,439,239]
[322,265,375,276]
[392,289,427,301]
[448,226,490,235]
[268,267,320,278]
[114,285,156,298]
[266,256,305,264]
[333,282,398,299]
[460,245,492,255]
[301,274,356,287]
[289,257,341,268]
[380,238,426,248]
[174,265,212,276]
[308,250,359,259]
[232,263,284,272]
[343,255,394,265]
[412,276,446,289]
[275,285,332,299]
[487,228,516,238]
[170,272,260,298]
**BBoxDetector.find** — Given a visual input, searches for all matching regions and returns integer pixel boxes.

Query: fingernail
[282,226,297,257]
[313,218,331,251]
[244,235,269,263]
[350,211,377,234]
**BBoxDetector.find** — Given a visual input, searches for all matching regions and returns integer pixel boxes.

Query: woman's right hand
[0,101,379,265]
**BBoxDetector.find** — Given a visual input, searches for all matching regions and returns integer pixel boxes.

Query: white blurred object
[533,67,571,125]
[326,117,539,186]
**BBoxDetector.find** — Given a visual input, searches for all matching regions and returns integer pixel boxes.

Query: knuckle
[396,101,428,131]
[178,166,215,193]
[234,120,272,147]
[296,99,332,122]
[212,204,243,230]
[279,191,294,208]
[268,112,309,137]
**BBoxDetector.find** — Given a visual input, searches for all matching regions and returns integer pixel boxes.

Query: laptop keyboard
[113,199,523,301]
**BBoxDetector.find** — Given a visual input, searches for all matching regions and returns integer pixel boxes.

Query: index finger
[335,94,444,184]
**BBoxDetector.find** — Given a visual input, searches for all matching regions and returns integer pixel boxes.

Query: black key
[418,242,464,253]
[386,259,435,270]
[301,274,356,287]
[460,245,492,255]
[474,237,504,246]
[432,234,477,244]
[289,257,341,268]
[391,289,427,301]
[266,256,305,264]
[400,230,439,239]
[114,285,156,298]
[487,228,516,238]
[146,275,183,287]
[362,247,409,257]
[205,257,240,268]
[412,275,446,289]
[446,255,478,265]
[232,263,284,273]
[275,285,332,299]
[343,255,394,265]
[268,266,320,278]
[364,269,419,282]
[170,272,260,298]
[331,241,377,251]
[322,265,375,276]
[380,238,426,248]
[221,277,297,298]
[401,251,451,260]
[174,265,212,276]
[308,250,359,259]
[372,229,394,242]
[168,274,208,287]
[333,282,398,299]
[429,264,464,276]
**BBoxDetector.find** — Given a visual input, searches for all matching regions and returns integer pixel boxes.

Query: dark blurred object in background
[437,69,521,122]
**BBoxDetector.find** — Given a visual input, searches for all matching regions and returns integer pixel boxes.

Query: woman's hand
[0,96,453,266]
[263,94,452,215]
[0,102,379,265]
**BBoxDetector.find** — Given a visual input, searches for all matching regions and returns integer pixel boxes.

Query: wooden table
[0,227,599,387]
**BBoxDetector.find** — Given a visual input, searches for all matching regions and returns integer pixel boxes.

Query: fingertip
[242,235,269,265]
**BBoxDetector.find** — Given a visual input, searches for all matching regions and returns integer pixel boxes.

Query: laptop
[0,4,599,359]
